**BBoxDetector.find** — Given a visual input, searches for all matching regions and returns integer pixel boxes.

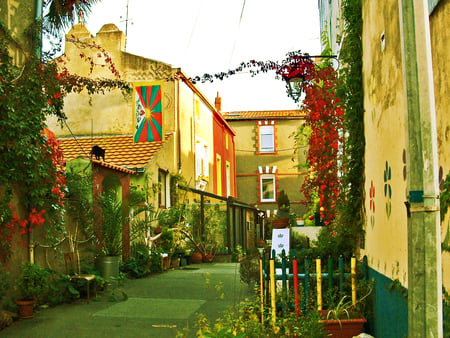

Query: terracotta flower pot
[319,317,367,338]
[190,252,203,264]
[16,299,35,319]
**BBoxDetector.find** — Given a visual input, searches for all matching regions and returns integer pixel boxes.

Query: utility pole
[398,0,443,336]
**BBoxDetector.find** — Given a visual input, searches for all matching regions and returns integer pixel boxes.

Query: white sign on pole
[271,228,290,257]
[271,228,290,279]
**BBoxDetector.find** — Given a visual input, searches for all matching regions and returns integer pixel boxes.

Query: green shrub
[120,243,152,278]
[179,296,326,337]
[17,263,50,301]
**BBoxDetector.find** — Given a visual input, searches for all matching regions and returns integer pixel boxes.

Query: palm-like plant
[43,0,101,36]
[97,192,123,256]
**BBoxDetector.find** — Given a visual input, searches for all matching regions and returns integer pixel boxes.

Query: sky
[80,0,321,112]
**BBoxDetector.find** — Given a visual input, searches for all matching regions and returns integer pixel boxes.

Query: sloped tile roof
[59,134,172,169]
[222,110,306,120]
[91,159,138,175]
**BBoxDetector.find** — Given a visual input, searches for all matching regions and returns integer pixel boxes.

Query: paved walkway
[1,263,253,338]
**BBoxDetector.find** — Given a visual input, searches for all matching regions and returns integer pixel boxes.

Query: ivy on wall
[335,0,365,255]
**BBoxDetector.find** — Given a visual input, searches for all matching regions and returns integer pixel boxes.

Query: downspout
[176,75,182,172]
[29,0,44,264]
[398,0,442,336]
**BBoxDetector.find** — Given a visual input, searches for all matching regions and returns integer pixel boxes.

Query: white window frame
[260,174,276,202]
[158,169,170,208]
[259,125,275,153]
[216,154,222,196]
[195,139,209,180]
[226,161,231,197]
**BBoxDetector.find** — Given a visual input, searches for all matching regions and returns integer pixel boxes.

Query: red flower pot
[190,252,203,264]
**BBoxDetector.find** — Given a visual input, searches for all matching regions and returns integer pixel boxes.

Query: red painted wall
[212,114,236,198]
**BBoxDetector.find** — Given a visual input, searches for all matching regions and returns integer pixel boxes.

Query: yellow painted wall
[0,0,35,63]
[47,23,174,137]
[430,0,450,288]
[362,0,450,289]
[361,0,408,286]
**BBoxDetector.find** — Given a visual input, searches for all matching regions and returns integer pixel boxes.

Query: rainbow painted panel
[134,83,163,143]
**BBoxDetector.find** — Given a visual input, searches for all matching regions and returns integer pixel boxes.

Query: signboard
[271,228,290,259]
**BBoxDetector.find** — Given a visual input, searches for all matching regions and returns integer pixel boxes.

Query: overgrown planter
[15,299,35,319]
[319,317,367,338]
[96,255,120,279]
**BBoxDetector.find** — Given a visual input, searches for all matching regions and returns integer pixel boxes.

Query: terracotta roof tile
[91,159,137,175]
[59,134,172,169]
[222,110,306,120]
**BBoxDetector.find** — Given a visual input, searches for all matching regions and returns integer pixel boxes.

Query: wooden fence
[259,249,364,326]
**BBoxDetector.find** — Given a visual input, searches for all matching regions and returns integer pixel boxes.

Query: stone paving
[1,263,253,338]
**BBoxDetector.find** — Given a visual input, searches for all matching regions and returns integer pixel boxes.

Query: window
[195,99,200,120]
[225,133,229,150]
[216,154,222,196]
[226,161,231,197]
[260,174,276,202]
[158,169,170,208]
[259,125,275,153]
[195,140,209,179]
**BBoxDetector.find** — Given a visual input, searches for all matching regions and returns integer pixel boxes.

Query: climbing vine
[335,0,365,254]
[0,20,130,264]
[296,62,343,226]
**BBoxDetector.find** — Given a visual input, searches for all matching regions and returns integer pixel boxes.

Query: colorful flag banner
[134,83,163,142]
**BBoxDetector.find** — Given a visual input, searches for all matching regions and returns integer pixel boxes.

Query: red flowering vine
[298,65,343,226]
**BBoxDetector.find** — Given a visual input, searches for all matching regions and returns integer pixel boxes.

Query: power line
[228,0,246,66]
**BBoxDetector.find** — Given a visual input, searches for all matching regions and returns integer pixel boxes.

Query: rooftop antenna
[120,0,134,37]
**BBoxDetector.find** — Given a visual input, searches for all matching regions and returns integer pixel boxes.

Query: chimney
[215,92,222,112]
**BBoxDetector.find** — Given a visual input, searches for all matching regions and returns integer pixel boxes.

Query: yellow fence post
[351,256,356,305]
[316,257,322,311]
[270,259,276,329]
[259,258,264,324]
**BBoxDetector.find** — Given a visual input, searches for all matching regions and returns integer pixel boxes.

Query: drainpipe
[176,74,182,172]
[398,0,442,336]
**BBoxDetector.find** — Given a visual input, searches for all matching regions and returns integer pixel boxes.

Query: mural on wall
[134,82,163,143]
[384,161,392,218]
[370,180,375,228]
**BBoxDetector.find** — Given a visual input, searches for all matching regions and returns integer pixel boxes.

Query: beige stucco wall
[430,0,450,288]
[362,0,450,289]
[361,0,409,286]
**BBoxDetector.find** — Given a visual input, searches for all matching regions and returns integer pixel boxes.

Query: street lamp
[282,55,338,102]
[284,75,305,103]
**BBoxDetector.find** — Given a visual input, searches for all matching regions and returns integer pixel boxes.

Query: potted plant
[179,203,224,263]
[272,190,290,228]
[319,288,371,338]
[95,192,124,280]
[16,262,50,319]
